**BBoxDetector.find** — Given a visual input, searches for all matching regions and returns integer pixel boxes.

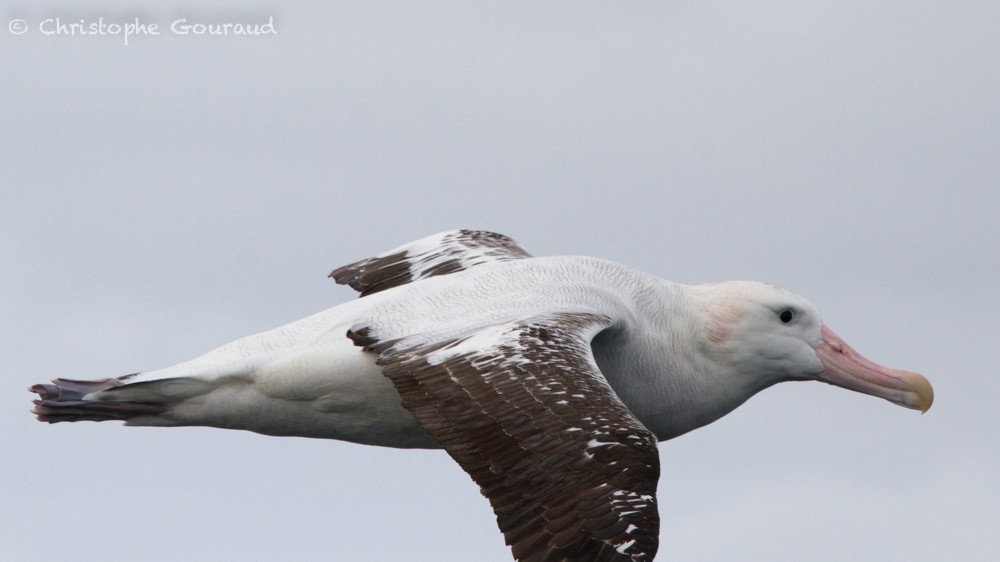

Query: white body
[101,256,772,447]
[34,231,933,562]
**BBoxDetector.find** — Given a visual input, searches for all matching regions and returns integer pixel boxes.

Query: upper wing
[330,230,532,297]
[350,313,660,562]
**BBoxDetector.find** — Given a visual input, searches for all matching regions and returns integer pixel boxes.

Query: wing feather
[330,230,532,296]
[352,312,660,562]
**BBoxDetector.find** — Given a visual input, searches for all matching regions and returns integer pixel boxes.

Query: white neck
[593,281,777,441]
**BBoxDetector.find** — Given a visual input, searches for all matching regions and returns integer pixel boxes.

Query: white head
[693,281,933,412]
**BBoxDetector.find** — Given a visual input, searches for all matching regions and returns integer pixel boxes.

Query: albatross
[30,230,933,562]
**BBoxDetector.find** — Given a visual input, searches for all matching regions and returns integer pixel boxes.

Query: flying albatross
[30,230,933,562]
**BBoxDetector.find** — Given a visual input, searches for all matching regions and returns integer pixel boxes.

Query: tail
[30,377,170,423]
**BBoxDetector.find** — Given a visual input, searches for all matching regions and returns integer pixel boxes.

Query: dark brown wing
[351,313,660,562]
[330,230,532,297]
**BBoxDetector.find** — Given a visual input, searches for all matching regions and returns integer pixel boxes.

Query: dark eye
[778,309,795,324]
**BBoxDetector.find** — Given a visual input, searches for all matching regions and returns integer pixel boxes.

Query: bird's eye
[778,309,795,324]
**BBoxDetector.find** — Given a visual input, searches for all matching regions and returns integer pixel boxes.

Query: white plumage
[31,230,933,562]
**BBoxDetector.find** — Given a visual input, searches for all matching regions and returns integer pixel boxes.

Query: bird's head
[695,281,933,412]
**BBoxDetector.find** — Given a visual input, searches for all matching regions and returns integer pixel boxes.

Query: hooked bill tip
[905,371,934,413]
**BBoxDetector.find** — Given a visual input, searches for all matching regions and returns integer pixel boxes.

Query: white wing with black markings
[330,229,532,296]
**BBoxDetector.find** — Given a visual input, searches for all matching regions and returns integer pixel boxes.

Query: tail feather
[30,377,170,423]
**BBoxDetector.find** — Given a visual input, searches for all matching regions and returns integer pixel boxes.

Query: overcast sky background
[2,2,997,561]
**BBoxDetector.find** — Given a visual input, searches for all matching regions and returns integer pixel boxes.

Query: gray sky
[3,2,997,560]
